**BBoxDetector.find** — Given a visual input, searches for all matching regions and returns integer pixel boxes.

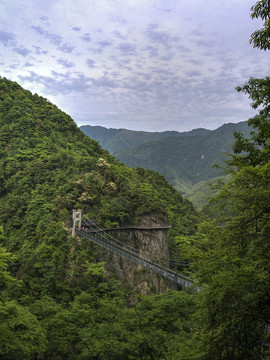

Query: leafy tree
[183,2,270,358]
[0,300,46,360]
[0,75,199,359]
[0,227,46,359]
[250,0,270,50]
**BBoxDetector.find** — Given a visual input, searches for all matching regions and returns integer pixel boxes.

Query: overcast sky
[0,0,268,132]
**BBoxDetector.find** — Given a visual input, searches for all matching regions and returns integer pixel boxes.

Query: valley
[0,70,269,359]
[81,121,251,207]
[1,0,269,358]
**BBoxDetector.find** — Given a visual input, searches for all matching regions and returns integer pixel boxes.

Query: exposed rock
[97,215,177,294]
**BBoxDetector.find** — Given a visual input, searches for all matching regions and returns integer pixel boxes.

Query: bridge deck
[76,228,200,292]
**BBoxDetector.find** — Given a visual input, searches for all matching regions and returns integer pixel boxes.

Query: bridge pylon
[72,209,82,237]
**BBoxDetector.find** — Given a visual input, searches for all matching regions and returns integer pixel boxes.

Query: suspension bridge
[72,210,200,292]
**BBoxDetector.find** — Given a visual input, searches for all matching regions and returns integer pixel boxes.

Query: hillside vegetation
[115,121,250,185]
[81,122,251,206]
[0,1,269,356]
[1,73,269,358]
[80,124,211,154]
[0,77,199,359]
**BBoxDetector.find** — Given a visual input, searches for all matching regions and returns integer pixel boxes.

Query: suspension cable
[81,212,190,267]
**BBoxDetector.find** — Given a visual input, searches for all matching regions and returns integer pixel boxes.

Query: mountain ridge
[0,77,199,358]
[80,124,211,154]
[80,121,251,204]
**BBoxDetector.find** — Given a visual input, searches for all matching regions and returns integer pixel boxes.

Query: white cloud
[0,0,268,132]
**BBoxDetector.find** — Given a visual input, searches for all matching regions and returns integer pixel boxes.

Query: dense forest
[0,75,199,359]
[79,125,211,154]
[81,121,250,199]
[0,1,270,359]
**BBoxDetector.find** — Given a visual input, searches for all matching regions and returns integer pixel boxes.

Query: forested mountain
[0,77,199,359]
[115,121,250,186]
[0,2,269,357]
[81,122,251,206]
[80,124,211,154]
[179,2,270,356]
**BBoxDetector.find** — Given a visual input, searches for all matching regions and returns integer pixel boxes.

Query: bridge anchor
[72,209,82,237]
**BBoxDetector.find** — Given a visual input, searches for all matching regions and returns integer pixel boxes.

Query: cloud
[152,68,173,76]
[51,70,68,79]
[86,59,96,68]
[39,16,50,26]
[24,62,34,67]
[144,24,180,50]
[2,0,267,132]
[176,44,191,53]
[9,63,19,70]
[18,71,92,95]
[134,72,152,81]
[185,70,202,77]
[32,45,48,55]
[58,43,74,53]
[0,30,16,46]
[13,46,31,57]
[19,71,120,97]
[143,45,159,59]
[160,52,176,61]
[109,15,127,24]
[94,40,113,53]
[57,58,75,68]
[189,29,204,37]
[117,42,136,55]
[80,33,91,42]
[192,38,218,48]
[31,25,74,53]
[113,30,126,40]
[72,26,81,32]
[119,74,159,96]
[112,57,132,69]
[187,58,203,65]
[31,25,46,36]
[90,76,119,89]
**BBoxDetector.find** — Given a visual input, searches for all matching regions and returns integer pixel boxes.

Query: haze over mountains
[80,125,212,154]
[80,121,251,206]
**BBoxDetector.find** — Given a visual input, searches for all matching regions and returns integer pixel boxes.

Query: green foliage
[180,4,270,357]
[250,0,270,50]
[185,176,228,209]
[0,77,199,358]
[0,300,47,359]
[0,228,46,359]
[35,290,197,360]
[113,122,251,198]
[81,123,251,208]
[0,229,18,293]
[80,125,208,154]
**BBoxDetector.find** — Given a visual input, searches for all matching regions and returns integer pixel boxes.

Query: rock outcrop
[97,215,177,294]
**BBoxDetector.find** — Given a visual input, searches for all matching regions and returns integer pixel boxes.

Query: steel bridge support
[72,209,82,237]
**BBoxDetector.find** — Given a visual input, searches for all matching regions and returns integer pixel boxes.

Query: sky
[0,0,268,132]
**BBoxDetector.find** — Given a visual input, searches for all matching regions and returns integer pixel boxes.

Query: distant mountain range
[80,125,211,154]
[80,121,252,207]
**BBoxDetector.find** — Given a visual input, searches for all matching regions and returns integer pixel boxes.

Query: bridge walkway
[76,225,200,292]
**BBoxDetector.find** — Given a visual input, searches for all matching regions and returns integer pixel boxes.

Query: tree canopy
[176,1,270,358]
[0,1,269,359]
[0,77,199,359]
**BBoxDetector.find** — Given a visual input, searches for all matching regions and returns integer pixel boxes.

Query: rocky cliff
[96,215,177,294]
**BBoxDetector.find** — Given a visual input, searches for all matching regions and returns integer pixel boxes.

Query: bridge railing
[76,228,200,292]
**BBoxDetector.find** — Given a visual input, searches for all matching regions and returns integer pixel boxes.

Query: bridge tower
[72,209,82,237]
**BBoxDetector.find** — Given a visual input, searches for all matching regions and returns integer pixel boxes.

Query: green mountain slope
[115,121,251,194]
[80,122,251,205]
[0,78,199,359]
[80,124,211,154]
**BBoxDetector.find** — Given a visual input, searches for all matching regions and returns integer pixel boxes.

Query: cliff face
[97,215,177,294]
